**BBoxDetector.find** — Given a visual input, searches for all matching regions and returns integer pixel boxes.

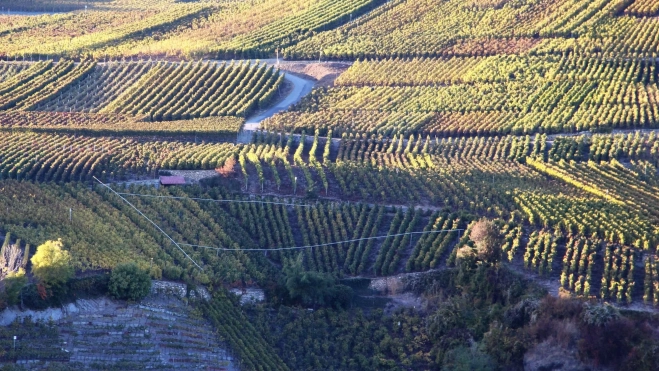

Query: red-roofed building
[159,176,186,186]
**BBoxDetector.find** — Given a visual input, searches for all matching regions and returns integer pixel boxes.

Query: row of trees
[601,243,635,304]
[528,158,659,224]
[624,0,659,16]
[406,213,463,272]
[202,294,290,371]
[513,189,656,251]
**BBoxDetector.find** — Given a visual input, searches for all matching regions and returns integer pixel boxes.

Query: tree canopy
[280,255,352,309]
[30,239,73,288]
[108,262,152,301]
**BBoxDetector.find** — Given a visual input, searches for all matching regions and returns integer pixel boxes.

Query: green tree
[280,255,352,309]
[108,262,151,301]
[4,271,27,305]
[30,240,73,288]
[469,218,503,264]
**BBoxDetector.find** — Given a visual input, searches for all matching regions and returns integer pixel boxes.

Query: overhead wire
[95,180,465,265]
[93,176,204,270]
[179,229,464,252]
[115,191,316,208]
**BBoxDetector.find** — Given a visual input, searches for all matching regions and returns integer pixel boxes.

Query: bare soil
[165,169,221,183]
[276,61,351,87]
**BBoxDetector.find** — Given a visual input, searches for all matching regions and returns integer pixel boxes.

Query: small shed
[159,176,186,186]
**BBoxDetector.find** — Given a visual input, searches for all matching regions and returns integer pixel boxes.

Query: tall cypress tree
[21,244,31,268]
[1,232,11,259]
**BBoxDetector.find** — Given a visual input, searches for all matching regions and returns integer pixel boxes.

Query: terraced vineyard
[2,1,659,370]
[100,61,283,120]
[0,60,282,121]
[2,128,653,298]
[0,59,284,139]
[34,61,154,113]
[0,132,238,182]
[0,111,244,136]
[265,54,659,137]
[0,286,236,370]
[213,0,384,58]
[287,0,659,60]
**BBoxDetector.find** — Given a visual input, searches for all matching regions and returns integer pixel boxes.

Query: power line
[96,182,465,265]
[179,229,464,252]
[115,191,316,208]
[93,176,204,270]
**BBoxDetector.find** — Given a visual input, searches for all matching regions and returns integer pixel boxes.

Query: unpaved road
[244,73,315,130]
[237,59,349,143]
[236,66,316,143]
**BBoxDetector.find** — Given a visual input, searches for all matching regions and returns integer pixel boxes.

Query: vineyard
[0,111,244,137]
[2,1,659,370]
[265,54,659,137]
[0,59,285,140]
[0,132,240,182]
[0,60,282,121]
[0,0,658,61]
[102,61,283,120]
[0,0,383,60]
[2,123,659,369]
[286,0,659,60]
[2,128,658,301]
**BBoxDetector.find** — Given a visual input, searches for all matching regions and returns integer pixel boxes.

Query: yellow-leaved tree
[31,239,73,288]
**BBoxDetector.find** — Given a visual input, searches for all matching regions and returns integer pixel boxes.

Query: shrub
[0,271,27,308]
[442,344,495,371]
[280,255,353,308]
[162,264,183,280]
[68,274,110,298]
[108,263,152,301]
[582,302,621,327]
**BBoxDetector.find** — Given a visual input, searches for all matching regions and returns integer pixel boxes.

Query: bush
[582,302,620,327]
[162,264,183,280]
[20,283,51,310]
[442,344,495,371]
[68,274,110,298]
[279,255,353,309]
[108,263,151,301]
[1,271,27,307]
